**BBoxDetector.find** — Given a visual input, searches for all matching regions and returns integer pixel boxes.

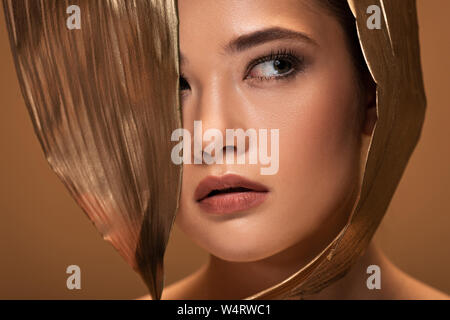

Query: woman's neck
[157,239,448,300]
[190,241,387,300]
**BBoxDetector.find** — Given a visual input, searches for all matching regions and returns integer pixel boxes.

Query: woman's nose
[192,80,249,163]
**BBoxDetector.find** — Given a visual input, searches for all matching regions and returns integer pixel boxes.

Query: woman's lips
[194,174,269,214]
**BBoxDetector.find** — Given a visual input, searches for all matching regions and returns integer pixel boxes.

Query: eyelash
[179,48,304,93]
[244,48,305,83]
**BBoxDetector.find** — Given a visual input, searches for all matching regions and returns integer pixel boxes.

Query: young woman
[141,0,447,299]
[4,0,448,299]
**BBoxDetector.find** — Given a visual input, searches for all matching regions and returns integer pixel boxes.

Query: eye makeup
[243,48,306,84]
[178,47,306,97]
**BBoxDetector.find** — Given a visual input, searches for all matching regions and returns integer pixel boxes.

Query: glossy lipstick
[195,174,269,214]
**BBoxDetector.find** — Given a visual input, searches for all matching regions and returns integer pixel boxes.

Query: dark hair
[320,0,369,83]
[319,0,375,128]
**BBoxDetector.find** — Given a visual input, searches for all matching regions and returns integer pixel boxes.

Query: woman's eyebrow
[179,27,317,67]
[223,27,318,54]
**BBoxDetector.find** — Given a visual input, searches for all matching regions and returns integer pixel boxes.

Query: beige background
[0,0,449,299]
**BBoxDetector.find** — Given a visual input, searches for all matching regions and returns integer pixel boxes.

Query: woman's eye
[180,76,191,91]
[247,58,295,79]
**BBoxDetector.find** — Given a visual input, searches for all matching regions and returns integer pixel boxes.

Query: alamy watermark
[366,5,382,30]
[171,121,279,175]
[366,264,381,290]
[66,265,81,290]
[66,5,81,30]
[65,4,383,31]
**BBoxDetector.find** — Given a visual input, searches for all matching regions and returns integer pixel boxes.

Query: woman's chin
[204,241,288,263]
[211,251,276,263]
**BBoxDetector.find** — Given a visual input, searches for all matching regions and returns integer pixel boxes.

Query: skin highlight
[177,0,366,266]
[139,0,448,300]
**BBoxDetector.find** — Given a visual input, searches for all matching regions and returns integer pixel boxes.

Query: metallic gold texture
[2,0,182,300]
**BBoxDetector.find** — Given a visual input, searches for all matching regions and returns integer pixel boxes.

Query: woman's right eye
[180,76,191,91]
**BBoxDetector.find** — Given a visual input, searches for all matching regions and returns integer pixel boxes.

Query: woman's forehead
[177,0,340,53]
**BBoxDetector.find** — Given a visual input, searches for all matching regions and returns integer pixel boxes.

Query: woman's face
[176,0,371,263]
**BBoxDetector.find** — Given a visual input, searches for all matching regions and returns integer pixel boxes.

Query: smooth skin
[140,0,449,300]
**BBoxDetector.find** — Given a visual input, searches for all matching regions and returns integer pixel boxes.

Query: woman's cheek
[276,74,360,220]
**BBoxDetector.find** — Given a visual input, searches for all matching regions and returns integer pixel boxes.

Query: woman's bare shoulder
[135,281,187,300]
[384,260,449,300]
[136,294,152,300]
[396,273,449,300]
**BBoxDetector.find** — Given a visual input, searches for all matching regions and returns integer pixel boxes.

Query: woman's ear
[362,75,377,136]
